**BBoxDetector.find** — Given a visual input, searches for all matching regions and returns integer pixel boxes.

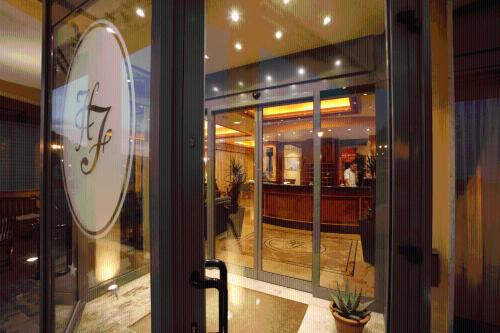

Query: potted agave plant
[329,282,374,333]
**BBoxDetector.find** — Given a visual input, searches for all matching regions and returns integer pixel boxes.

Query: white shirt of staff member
[343,163,358,187]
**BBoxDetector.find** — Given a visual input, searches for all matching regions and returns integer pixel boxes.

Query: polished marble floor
[75,199,379,332]
[75,271,384,333]
[215,199,375,297]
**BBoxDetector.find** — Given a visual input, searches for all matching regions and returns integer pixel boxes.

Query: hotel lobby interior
[210,94,379,297]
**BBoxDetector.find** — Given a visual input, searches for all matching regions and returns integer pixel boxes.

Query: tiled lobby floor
[215,198,375,297]
[76,271,384,333]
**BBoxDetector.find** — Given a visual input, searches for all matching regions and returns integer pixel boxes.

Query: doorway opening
[203,1,390,330]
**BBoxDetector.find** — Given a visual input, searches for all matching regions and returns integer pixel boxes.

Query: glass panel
[0,3,42,331]
[51,0,152,331]
[261,103,313,281]
[319,93,381,299]
[214,109,256,270]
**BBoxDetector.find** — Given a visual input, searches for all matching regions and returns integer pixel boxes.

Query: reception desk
[262,183,374,233]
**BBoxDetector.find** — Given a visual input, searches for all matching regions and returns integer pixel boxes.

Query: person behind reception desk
[343,162,358,187]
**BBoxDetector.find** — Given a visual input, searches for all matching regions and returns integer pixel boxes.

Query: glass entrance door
[49,0,153,331]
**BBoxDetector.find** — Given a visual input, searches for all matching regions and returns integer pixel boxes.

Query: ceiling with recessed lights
[205,0,385,74]
[2,0,385,90]
[213,95,376,146]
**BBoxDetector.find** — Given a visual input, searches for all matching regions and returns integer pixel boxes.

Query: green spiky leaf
[329,281,374,321]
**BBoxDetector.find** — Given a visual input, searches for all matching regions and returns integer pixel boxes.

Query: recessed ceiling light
[323,15,332,26]
[204,54,209,60]
[328,129,332,132]
[136,7,145,18]
[335,59,342,67]
[309,130,313,133]
[275,30,283,40]
[297,67,306,75]
[283,0,290,4]
[347,128,352,131]
[229,9,240,23]
[213,86,219,92]
[233,121,241,124]
[363,93,368,96]
[234,42,243,51]
[238,81,244,87]
[266,75,272,82]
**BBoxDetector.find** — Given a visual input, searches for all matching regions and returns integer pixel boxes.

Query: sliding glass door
[316,88,389,313]
[213,108,256,272]
[260,102,314,282]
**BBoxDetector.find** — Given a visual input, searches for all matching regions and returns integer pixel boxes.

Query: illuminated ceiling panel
[263,97,352,120]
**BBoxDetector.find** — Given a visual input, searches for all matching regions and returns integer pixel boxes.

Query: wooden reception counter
[262,183,374,233]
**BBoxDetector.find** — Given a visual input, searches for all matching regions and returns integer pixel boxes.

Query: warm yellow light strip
[321,97,351,111]
[216,124,240,136]
[234,140,255,147]
[263,97,351,119]
[204,121,242,137]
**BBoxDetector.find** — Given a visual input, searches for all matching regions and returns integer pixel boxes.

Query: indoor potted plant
[226,157,246,238]
[330,282,374,333]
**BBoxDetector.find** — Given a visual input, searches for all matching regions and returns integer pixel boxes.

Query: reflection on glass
[51,0,152,331]
[214,109,255,270]
[261,103,313,281]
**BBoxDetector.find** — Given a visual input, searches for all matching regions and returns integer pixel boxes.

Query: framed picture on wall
[284,157,300,171]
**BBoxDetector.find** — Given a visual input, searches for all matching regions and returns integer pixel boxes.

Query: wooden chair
[0,216,14,271]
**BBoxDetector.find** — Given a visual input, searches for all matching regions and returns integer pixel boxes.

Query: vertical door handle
[190,259,228,333]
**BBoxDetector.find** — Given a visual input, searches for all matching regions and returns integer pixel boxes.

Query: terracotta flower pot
[330,304,371,333]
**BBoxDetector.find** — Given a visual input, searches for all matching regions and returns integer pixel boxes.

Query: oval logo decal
[61,20,135,238]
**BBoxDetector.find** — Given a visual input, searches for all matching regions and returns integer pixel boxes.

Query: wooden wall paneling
[430,1,455,332]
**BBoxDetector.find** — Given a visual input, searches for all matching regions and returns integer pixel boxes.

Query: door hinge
[398,244,423,264]
[396,10,422,33]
